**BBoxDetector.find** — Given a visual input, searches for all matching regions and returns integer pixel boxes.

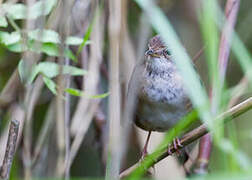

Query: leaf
[1,0,57,20]
[29,0,57,19]
[0,17,8,27]
[29,62,87,83]
[88,92,110,99]
[18,59,28,83]
[41,43,77,62]
[29,29,88,46]
[43,76,57,95]
[6,42,24,52]
[65,88,83,96]
[28,29,60,43]
[41,43,59,56]
[65,88,109,99]
[64,48,77,62]
[0,31,21,45]
[77,7,100,56]
[65,36,83,45]
[2,40,76,61]
[1,4,26,20]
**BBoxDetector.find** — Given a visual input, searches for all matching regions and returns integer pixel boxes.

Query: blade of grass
[76,6,101,57]
[215,3,252,86]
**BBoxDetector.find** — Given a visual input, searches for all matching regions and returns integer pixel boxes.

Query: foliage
[0,0,108,99]
[0,0,251,179]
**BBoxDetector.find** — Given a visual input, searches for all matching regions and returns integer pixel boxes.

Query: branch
[119,97,252,178]
[0,120,20,180]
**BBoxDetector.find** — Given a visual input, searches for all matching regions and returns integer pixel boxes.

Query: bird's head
[145,35,171,60]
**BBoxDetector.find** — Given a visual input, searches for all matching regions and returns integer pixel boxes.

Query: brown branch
[119,97,252,178]
[0,120,20,180]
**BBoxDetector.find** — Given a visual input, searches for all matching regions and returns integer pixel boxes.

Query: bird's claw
[167,137,183,155]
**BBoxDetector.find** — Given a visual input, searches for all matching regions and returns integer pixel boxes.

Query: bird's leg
[141,131,152,159]
[140,131,156,176]
[167,137,183,155]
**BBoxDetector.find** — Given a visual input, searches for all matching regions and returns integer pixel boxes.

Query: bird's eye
[165,49,171,56]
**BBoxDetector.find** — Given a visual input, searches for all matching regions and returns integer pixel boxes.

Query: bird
[128,35,193,158]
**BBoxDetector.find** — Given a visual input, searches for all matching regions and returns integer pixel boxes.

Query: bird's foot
[167,137,183,155]
[140,131,151,160]
[140,148,148,161]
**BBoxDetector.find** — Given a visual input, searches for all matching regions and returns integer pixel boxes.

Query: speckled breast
[134,59,190,132]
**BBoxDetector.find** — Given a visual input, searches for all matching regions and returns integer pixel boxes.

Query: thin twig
[0,104,25,165]
[228,76,249,108]
[192,46,205,63]
[107,0,122,179]
[0,70,22,109]
[32,100,55,165]
[218,0,240,83]
[119,97,252,178]
[68,2,104,169]
[0,120,20,180]
[55,0,74,177]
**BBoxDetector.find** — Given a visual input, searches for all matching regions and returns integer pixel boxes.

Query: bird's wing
[124,62,145,125]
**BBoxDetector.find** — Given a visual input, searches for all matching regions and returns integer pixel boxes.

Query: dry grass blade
[0,70,22,109]
[32,100,55,165]
[68,3,105,169]
[106,0,122,179]
[218,0,240,82]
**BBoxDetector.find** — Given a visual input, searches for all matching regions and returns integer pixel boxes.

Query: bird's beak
[145,49,153,56]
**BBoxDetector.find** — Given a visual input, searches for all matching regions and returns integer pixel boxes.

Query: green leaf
[65,88,83,96]
[0,31,21,45]
[76,7,100,56]
[41,43,77,62]
[41,43,59,56]
[43,76,57,95]
[29,0,57,19]
[29,62,87,83]
[28,29,88,46]
[88,92,110,99]
[2,40,76,61]
[6,42,25,52]
[64,48,77,62]
[65,88,109,99]
[0,17,8,27]
[18,59,28,83]
[28,29,60,43]
[1,4,26,20]
[1,0,57,20]
[77,25,92,55]
[65,36,83,45]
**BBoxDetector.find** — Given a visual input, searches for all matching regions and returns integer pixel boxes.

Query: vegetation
[0,0,251,180]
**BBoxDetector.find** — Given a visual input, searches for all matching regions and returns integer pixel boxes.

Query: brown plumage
[129,35,191,132]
